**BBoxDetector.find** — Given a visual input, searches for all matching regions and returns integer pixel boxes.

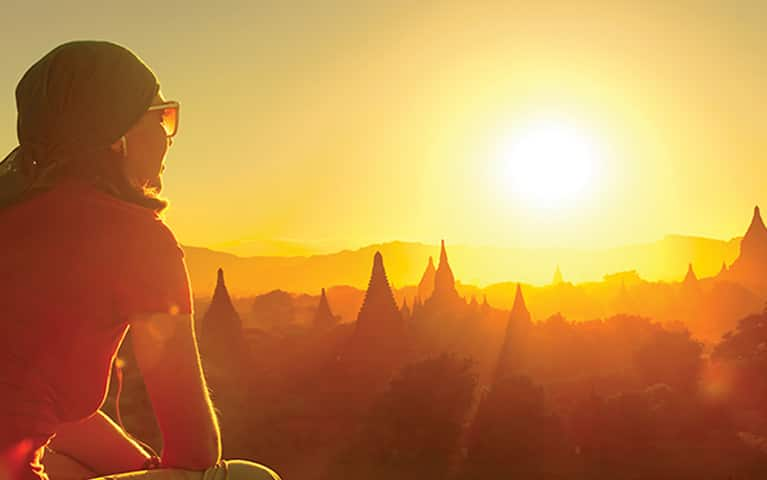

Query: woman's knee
[205,460,281,480]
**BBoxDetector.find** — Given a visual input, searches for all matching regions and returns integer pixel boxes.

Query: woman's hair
[22,146,169,213]
[1,40,169,213]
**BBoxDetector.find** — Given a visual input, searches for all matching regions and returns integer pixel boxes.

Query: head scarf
[0,41,159,206]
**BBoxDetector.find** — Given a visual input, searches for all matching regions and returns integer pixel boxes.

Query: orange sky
[2,1,766,260]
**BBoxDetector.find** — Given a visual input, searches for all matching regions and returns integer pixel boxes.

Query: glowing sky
[1,1,766,257]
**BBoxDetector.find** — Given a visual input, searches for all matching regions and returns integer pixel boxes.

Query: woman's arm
[46,410,150,476]
[129,312,222,470]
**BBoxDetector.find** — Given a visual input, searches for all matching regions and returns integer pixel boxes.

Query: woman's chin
[149,176,163,192]
[136,175,162,193]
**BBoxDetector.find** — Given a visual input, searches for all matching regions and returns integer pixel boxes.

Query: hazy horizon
[205,226,748,259]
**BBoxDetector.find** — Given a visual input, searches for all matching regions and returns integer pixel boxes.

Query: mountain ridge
[182,234,743,297]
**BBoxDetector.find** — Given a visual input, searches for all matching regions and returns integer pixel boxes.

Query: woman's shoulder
[50,179,181,247]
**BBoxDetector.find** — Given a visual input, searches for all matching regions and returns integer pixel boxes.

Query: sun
[495,117,602,210]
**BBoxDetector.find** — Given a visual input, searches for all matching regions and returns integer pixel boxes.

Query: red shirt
[0,178,193,480]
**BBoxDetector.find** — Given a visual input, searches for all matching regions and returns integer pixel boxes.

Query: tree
[328,354,477,480]
[462,375,568,478]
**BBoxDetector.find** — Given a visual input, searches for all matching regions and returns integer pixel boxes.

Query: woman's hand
[129,313,222,470]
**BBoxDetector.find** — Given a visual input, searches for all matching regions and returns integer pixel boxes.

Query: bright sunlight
[496,116,603,210]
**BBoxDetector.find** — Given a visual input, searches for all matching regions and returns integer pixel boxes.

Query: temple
[417,256,436,301]
[313,287,338,330]
[200,268,243,365]
[683,263,698,284]
[424,240,464,309]
[717,261,728,277]
[494,284,532,381]
[723,206,767,291]
[552,265,564,285]
[344,251,407,364]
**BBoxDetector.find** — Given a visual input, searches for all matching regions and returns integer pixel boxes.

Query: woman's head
[110,91,178,193]
[7,40,178,212]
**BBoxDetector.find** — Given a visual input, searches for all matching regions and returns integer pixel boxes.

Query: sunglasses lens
[160,106,178,137]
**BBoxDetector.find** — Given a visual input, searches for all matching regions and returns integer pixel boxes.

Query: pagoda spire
[681,262,700,295]
[313,287,337,330]
[495,284,532,381]
[440,239,449,265]
[718,261,728,276]
[344,251,408,370]
[200,268,243,362]
[509,284,531,325]
[430,239,459,303]
[552,265,564,285]
[740,205,767,259]
[722,205,767,291]
[206,268,240,325]
[683,263,698,284]
[748,206,766,234]
[354,251,403,336]
[417,256,436,301]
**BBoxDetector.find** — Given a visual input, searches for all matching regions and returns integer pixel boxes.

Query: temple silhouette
[200,268,243,367]
[340,251,409,373]
[424,240,464,309]
[552,265,564,285]
[720,206,767,292]
[417,255,436,302]
[313,287,339,331]
[679,262,699,294]
[494,284,532,382]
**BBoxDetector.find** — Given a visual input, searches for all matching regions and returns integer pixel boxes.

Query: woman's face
[119,92,173,191]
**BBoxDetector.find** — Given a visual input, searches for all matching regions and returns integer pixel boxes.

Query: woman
[0,41,280,480]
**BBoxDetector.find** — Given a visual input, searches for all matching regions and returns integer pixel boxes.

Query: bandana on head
[1,40,160,206]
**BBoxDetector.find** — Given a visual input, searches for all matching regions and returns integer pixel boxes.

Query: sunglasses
[147,101,180,138]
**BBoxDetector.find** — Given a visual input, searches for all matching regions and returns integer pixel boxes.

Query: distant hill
[183,235,742,298]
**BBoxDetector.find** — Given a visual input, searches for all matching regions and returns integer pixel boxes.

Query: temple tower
[200,268,243,364]
[313,287,338,330]
[417,256,436,301]
[495,284,532,381]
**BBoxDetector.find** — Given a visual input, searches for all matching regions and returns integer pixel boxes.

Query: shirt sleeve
[114,216,194,318]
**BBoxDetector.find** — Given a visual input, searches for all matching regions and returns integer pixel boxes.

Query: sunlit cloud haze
[2,1,766,280]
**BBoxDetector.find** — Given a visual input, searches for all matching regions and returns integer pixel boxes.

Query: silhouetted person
[0,41,279,480]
